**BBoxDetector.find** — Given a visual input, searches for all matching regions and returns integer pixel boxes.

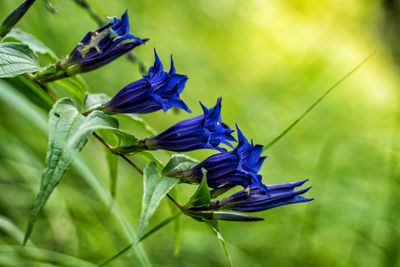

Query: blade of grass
[0,245,96,267]
[167,187,181,256]
[99,213,181,266]
[207,220,233,267]
[0,79,151,266]
[140,213,182,242]
[0,216,35,246]
[263,52,375,152]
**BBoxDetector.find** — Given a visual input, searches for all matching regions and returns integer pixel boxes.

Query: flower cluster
[88,11,313,217]
[35,10,312,218]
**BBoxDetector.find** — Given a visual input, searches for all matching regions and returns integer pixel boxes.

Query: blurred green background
[1,0,400,266]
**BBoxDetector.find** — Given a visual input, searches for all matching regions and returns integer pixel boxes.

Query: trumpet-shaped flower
[119,98,235,153]
[220,179,313,212]
[36,10,146,82]
[177,125,266,189]
[64,10,146,74]
[102,49,190,114]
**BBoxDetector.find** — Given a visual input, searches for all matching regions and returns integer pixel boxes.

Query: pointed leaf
[137,162,179,240]
[206,220,233,267]
[167,187,181,256]
[0,216,34,246]
[0,43,51,78]
[96,127,138,153]
[53,75,90,103]
[210,184,236,199]
[119,113,157,135]
[82,93,110,113]
[24,98,118,244]
[82,97,157,135]
[110,129,138,150]
[185,173,210,209]
[212,212,263,221]
[4,28,57,60]
[3,75,54,111]
[136,151,164,169]
[104,146,118,198]
[162,154,199,176]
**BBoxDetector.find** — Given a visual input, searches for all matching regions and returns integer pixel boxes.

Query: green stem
[0,0,36,38]
[99,213,182,266]
[263,52,375,152]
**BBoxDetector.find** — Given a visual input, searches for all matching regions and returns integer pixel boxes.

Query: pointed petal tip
[297,186,312,195]
[199,101,208,114]
[216,97,222,106]
[298,179,310,186]
[169,54,176,74]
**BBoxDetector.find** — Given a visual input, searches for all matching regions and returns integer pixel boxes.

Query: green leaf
[109,129,139,151]
[0,79,47,130]
[168,187,182,256]
[0,43,51,78]
[82,93,110,112]
[212,212,263,221]
[137,162,179,240]
[53,75,90,103]
[96,127,119,199]
[100,163,177,267]
[3,75,54,111]
[0,216,34,246]
[162,154,199,176]
[97,127,139,154]
[104,146,118,198]
[0,245,96,267]
[119,113,157,135]
[24,98,119,244]
[136,151,165,169]
[3,28,57,60]
[206,220,233,267]
[0,80,150,265]
[72,157,151,267]
[184,173,210,209]
[82,93,109,111]
[210,184,235,199]
[80,95,157,135]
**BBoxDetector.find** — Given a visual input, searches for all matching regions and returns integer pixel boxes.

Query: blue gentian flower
[102,49,191,114]
[178,125,266,189]
[219,179,313,212]
[64,10,146,74]
[36,10,147,83]
[121,98,235,153]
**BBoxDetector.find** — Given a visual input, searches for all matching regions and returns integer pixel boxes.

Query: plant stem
[99,213,181,266]
[29,77,183,211]
[167,194,183,210]
[98,243,133,267]
[262,52,375,152]
[25,73,57,101]
[116,152,143,175]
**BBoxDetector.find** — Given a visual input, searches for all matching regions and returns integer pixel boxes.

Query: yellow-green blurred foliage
[1,0,400,266]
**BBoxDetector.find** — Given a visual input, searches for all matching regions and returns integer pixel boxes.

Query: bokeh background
[1,0,400,266]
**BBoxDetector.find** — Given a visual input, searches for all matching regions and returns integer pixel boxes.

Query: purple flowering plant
[0,1,315,266]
